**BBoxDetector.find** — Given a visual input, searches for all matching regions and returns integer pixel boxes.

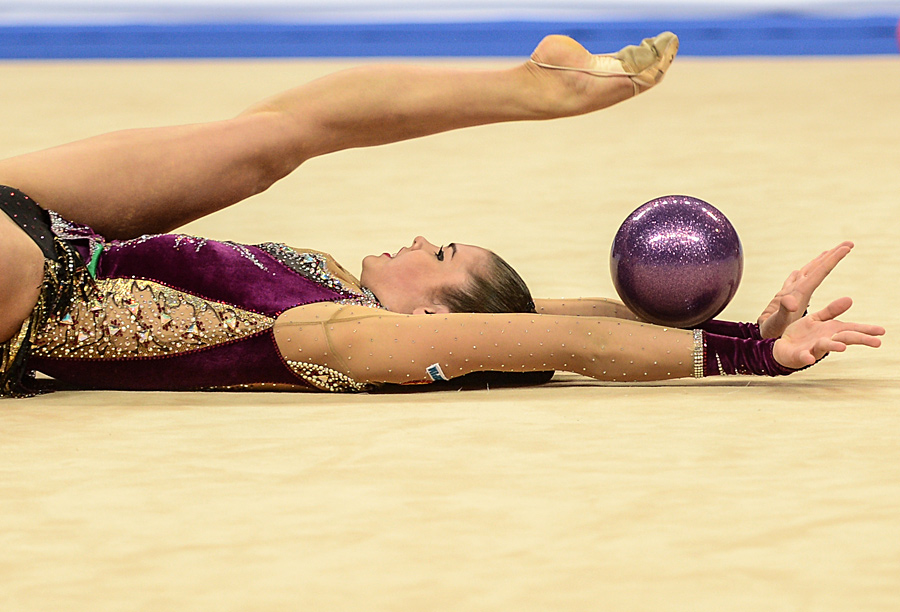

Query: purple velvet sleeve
[697,319,763,340]
[701,332,796,377]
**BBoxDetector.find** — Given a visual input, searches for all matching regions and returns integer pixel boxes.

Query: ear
[412,303,451,315]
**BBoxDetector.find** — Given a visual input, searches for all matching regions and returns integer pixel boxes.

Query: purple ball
[610,195,743,328]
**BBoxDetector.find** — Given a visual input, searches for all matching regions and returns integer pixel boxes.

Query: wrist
[693,331,796,378]
[698,319,762,340]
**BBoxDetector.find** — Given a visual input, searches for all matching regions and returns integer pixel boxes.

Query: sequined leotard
[25,212,383,392]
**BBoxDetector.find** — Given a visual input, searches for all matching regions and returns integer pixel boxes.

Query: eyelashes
[436,246,445,261]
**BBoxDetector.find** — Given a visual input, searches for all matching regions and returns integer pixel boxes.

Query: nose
[411,236,434,250]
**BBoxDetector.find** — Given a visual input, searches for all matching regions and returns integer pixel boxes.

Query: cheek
[388,262,421,291]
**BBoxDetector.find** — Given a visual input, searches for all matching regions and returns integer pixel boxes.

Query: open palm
[772,297,885,369]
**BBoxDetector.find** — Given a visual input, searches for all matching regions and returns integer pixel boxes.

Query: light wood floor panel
[1,55,898,611]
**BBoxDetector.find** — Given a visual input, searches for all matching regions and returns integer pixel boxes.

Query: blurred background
[2,0,899,58]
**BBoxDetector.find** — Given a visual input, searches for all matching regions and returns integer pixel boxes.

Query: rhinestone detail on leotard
[32,278,274,360]
[258,243,382,308]
[284,360,369,392]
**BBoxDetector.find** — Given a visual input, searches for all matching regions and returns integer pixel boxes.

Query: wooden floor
[1,54,899,611]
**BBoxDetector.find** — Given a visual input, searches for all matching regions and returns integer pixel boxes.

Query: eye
[435,246,445,261]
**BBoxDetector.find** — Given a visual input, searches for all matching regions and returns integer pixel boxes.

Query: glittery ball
[610,195,743,328]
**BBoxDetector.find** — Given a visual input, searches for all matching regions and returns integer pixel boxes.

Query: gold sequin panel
[32,278,274,360]
[284,360,369,393]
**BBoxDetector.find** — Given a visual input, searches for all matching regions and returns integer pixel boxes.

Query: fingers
[813,296,853,321]
[798,247,831,277]
[799,242,853,274]
[779,293,800,314]
[832,330,883,348]
[797,243,852,293]
[807,326,882,364]
[845,322,886,337]
[798,251,827,277]
[798,348,819,366]
[780,243,853,324]
[815,336,846,354]
[819,243,852,272]
[780,270,800,291]
[810,298,885,345]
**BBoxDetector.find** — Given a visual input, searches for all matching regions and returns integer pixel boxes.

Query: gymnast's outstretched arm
[0,34,673,240]
[533,241,856,336]
[273,298,883,386]
[534,297,641,320]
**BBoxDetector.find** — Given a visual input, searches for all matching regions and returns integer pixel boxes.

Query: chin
[359,255,378,286]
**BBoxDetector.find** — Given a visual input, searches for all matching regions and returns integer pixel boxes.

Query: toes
[621,32,679,90]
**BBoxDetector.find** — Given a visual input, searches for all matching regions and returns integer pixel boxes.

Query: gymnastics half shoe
[530,32,679,96]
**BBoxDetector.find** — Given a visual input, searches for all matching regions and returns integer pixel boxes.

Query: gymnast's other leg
[0,34,676,239]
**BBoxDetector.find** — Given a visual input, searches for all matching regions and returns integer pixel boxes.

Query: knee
[234,112,310,192]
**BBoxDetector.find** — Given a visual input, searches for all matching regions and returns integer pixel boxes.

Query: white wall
[3,1,900,25]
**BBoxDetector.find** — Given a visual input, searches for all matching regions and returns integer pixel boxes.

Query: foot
[527,32,679,115]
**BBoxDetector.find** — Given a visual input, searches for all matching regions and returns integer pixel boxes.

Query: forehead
[453,243,491,271]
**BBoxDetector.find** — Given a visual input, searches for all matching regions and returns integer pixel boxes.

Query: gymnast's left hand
[758,241,853,339]
[772,297,885,369]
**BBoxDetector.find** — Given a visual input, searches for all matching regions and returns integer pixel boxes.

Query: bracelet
[692,329,705,378]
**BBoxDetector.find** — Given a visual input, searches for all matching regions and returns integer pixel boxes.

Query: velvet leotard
[0,188,383,393]
[31,218,382,391]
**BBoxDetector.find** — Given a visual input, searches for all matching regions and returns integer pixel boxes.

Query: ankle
[525,36,643,117]
[513,63,567,119]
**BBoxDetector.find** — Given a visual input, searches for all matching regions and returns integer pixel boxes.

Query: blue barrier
[1,16,897,59]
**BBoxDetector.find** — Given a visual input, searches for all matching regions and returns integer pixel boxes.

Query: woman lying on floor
[0,32,883,395]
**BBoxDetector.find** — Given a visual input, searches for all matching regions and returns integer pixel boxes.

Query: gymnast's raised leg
[0,33,677,240]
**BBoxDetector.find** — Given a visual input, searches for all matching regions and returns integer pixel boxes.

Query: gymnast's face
[360,236,489,314]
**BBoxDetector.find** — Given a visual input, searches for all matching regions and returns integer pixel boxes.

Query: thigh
[0,112,305,239]
[0,215,44,342]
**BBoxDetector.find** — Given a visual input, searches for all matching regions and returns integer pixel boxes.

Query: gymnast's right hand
[772,297,885,369]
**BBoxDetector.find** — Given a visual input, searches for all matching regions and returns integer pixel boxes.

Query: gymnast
[0,32,884,395]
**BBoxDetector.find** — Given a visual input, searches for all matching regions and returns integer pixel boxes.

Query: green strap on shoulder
[86,244,103,279]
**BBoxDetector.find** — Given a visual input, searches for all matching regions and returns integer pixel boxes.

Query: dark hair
[435,250,536,314]
[427,250,553,390]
